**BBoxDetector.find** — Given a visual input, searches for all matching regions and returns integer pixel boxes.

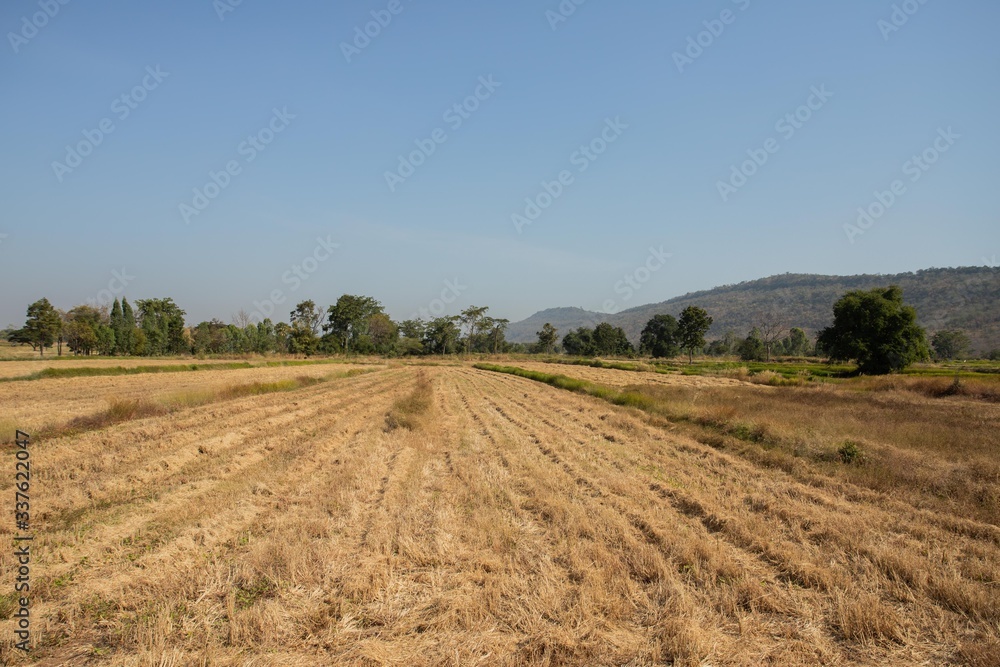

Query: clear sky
[1,0,997,327]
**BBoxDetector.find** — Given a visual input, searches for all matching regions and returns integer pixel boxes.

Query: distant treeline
[5,287,995,370]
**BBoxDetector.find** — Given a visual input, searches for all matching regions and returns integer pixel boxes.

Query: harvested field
[0,363,377,436]
[0,364,997,665]
[0,358,252,380]
[509,360,754,390]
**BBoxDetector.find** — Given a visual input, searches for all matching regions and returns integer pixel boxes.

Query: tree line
[4,286,993,373]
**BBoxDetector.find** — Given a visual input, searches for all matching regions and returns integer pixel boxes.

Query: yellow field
[0,363,997,665]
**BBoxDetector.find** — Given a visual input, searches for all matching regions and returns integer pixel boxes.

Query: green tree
[367,313,398,355]
[397,319,426,356]
[324,295,383,354]
[738,328,766,362]
[274,322,292,353]
[536,323,558,354]
[931,330,971,360]
[22,298,62,357]
[593,323,633,356]
[562,327,595,357]
[109,299,126,355]
[136,298,186,356]
[424,316,461,355]
[121,298,138,355]
[639,314,680,358]
[460,305,489,354]
[254,319,278,354]
[817,286,928,374]
[95,325,116,356]
[781,327,809,357]
[64,305,104,355]
[290,300,322,356]
[482,317,509,354]
[677,306,713,364]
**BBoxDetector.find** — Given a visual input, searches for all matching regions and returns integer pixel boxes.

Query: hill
[507,267,1000,353]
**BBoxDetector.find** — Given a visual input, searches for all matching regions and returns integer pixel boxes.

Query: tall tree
[817,286,928,374]
[483,317,509,354]
[756,311,787,361]
[639,314,680,358]
[782,327,809,357]
[324,295,383,354]
[109,299,125,355]
[930,329,971,361]
[593,323,633,356]
[677,306,713,364]
[367,313,398,355]
[22,298,62,357]
[460,306,489,354]
[423,317,461,355]
[121,298,138,355]
[738,328,766,362]
[536,323,558,354]
[289,300,322,356]
[562,327,595,357]
[64,305,105,355]
[136,298,186,356]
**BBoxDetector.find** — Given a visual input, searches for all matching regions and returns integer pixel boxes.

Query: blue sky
[1,0,997,327]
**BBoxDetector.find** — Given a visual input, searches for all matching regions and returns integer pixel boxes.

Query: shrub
[838,440,862,464]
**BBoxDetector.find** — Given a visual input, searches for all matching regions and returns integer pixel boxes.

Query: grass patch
[385,372,434,431]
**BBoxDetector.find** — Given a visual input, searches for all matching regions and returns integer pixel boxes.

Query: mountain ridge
[506,267,1000,353]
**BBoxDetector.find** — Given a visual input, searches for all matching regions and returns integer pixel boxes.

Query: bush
[838,440,862,464]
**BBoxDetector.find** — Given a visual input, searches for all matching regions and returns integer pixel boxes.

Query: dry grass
[0,363,375,436]
[0,363,996,665]
[384,372,434,431]
[861,374,1000,402]
[492,360,1000,525]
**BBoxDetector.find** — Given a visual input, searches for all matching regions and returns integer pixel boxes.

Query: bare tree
[232,309,252,328]
[757,309,787,361]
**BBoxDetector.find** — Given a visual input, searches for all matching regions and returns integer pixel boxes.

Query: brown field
[0,357,298,380]
[0,363,998,665]
[509,360,754,389]
[0,363,378,436]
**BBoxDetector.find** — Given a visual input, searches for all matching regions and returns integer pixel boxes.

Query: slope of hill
[507,267,1000,353]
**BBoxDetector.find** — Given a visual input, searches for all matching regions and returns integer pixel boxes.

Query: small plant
[838,440,862,464]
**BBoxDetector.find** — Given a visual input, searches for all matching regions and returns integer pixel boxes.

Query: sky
[1,0,998,327]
